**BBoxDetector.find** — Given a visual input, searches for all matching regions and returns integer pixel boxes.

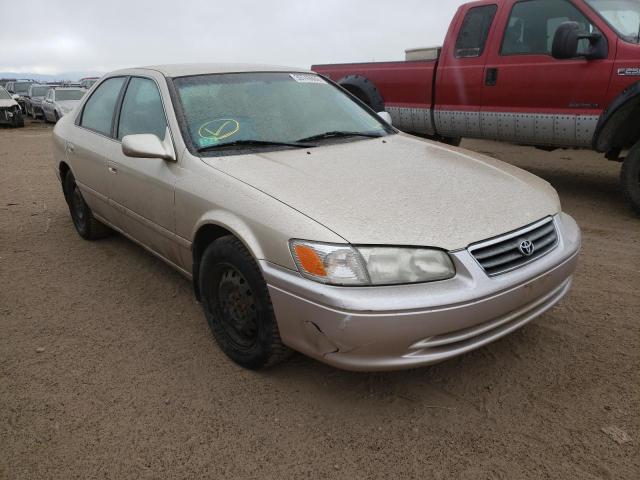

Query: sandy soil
[1,119,638,479]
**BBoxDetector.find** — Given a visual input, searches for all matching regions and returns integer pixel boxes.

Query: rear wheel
[621,142,640,215]
[199,236,292,369]
[63,172,111,239]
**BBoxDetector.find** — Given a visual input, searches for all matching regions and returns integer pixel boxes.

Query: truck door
[434,3,499,139]
[480,0,615,148]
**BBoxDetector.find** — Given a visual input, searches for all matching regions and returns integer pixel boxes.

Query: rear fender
[337,75,385,112]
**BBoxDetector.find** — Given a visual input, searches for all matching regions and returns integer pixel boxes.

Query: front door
[106,76,181,266]
[480,0,615,147]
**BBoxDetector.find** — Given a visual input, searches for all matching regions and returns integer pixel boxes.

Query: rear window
[455,5,498,58]
[32,86,49,97]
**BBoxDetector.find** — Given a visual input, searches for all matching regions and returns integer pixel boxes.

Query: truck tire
[199,236,292,370]
[621,142,640,215]
[338,75,385,113]
[12,110,24,128]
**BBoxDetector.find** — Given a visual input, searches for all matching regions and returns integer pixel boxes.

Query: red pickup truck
[312,0,640,214]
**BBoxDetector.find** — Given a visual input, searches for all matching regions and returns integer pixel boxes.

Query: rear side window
[501,0,597,55]
[455,5,498,58]
[80,77,126,136]
[117,77,167,141]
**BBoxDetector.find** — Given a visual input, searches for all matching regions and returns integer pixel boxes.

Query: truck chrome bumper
[262,213,581,371]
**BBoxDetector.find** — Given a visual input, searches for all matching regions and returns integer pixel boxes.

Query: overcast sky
[0,0,467,75]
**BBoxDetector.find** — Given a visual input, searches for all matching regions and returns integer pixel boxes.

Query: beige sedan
[52,64,581,371]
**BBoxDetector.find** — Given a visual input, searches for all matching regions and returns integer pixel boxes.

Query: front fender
[593,80,640,153]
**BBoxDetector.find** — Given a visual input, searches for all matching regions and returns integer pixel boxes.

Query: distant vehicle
[0,85,24,127]
[79,77,99,89]
[42,87,85,123]
[52,64,580,371]
[313,0,640,214]
[0,78,16,89]
[25,84,52,119]
[5,80,34,113]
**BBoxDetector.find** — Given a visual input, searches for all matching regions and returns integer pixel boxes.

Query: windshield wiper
[296,131,384,143]
[197,139,314,153]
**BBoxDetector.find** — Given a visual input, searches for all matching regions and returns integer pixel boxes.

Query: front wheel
[63,172,111,239]
[12,110,24,128]
[621,142,640,215]
[199,236,292,369]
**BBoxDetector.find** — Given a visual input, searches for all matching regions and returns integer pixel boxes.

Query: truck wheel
[12,110,24,128]
[199,236,292,370]
[441,136,462,147]
[63,172,111,239]
[621,142,640,215]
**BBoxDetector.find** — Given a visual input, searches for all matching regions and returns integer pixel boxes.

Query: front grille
[468,217,558,276]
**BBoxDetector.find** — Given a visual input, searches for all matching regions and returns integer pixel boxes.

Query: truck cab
[313,0,640,213]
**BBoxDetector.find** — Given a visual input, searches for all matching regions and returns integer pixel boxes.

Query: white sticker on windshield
[289,73,326,84]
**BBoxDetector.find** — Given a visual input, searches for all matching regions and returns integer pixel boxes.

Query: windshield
[14,82,31,94]
[0,87,11,100]
[32,86,49,97]
[172,72,391,154]
[55,89,85,101]
[585,0,640,42]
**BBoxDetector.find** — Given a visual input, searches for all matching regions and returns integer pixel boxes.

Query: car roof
[108,63,310,78]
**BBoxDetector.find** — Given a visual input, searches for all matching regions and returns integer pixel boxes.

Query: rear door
[67,76,127,225]
[434,3,499,139]
[480,0,615,147]
[106,75,181,265]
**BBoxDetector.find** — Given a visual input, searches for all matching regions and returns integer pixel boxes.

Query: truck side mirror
[552,21,607,60]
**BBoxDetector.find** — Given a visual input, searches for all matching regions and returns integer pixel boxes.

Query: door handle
[485,68,498,86]
[108,166,118,174]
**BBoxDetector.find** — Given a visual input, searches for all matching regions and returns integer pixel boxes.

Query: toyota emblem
[518,239,535,256]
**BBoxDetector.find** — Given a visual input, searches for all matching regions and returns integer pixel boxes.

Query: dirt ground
[1,118,638,479]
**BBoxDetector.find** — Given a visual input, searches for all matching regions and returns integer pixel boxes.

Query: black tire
[63,172,111,240]
[413,133,462,147]
[199,236,292,369]
[12,110,24,128]
[621,142,640,215]
[54,111,60,123]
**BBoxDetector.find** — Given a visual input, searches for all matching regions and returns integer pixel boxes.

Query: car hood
[0,99,18,108]
[202,134,560,250]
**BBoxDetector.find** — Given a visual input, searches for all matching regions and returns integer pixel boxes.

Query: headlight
[289,240,455,286]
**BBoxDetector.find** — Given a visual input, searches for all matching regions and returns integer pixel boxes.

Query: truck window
[455,5,498,58]
[501,0,597,56]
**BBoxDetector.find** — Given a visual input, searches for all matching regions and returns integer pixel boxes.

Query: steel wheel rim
[216,265,258,349]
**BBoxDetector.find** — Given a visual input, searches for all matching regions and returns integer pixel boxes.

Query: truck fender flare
[337,75,385,112]
[592,80,640,154]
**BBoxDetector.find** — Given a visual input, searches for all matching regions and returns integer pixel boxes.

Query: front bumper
[262,213,581,371]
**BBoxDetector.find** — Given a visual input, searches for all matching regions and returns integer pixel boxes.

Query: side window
[501,0,597,56]
[117,77,166,141]
[455,5,498,58]
[80,77,126,136]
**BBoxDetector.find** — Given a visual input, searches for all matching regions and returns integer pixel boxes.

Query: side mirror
[377,111,393,126]
[122,132,175,161]
[552,21,607,60]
